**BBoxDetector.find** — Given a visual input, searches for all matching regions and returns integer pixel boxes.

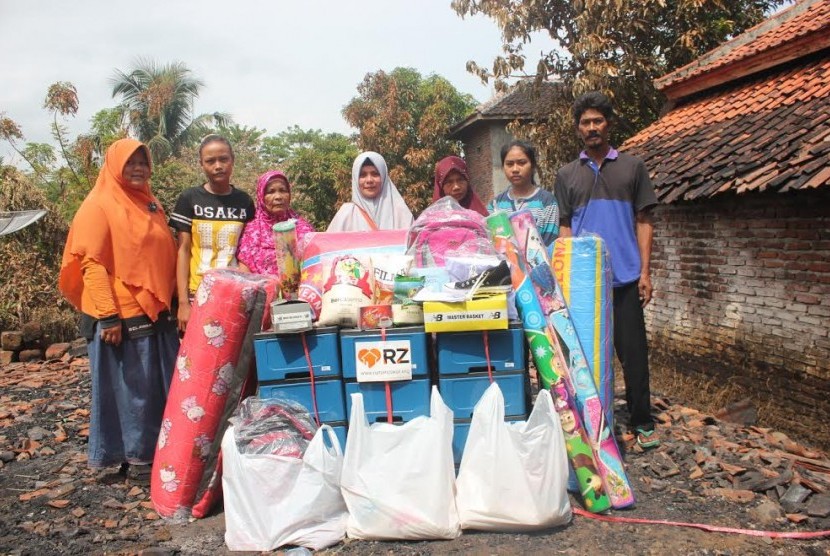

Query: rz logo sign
[357,346,410,367]
[382,347,410,365]
[355,339,414,382]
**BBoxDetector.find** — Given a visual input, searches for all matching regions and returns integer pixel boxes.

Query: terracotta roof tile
[657,0,830,93]
[623,56,830,203]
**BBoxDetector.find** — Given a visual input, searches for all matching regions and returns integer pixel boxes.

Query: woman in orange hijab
[59,138,178,478]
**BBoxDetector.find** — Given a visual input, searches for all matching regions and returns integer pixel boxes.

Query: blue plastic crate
[344,378,431,424]
[453,414,528,465]
[438,371,528,419]
[436,322,525,375]
[254,327,341,382]
[258,377,346,422]
[340,326,430,379]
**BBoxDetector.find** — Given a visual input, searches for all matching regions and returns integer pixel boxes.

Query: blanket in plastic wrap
[151,269,278,519]
[297,230,408,327]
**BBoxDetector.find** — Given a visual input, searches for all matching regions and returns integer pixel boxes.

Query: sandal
[126,463,152,486]
[636,428,660,449]
[96,462,129,484]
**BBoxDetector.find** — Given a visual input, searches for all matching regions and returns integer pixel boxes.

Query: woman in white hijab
[327,151,414,232]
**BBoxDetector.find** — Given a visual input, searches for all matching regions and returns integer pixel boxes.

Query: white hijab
[327,151,414,232]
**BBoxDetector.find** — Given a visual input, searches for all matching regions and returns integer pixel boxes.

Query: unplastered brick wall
[461,124,493,205]
[647,188,830,443]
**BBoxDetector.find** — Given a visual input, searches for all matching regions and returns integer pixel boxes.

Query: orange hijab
[59,138,177,320]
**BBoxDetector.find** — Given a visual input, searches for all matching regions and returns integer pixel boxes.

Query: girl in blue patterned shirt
[487,140,559,246]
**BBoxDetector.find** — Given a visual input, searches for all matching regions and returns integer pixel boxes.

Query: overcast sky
[0,0,556,163]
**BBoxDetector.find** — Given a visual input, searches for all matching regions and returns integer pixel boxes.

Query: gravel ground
[1,357,829,555]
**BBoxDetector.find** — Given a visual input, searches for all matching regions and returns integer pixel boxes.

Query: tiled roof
[624,55,830,203]
[449,81,560,138]
[657,0,830,97]
[477,80,559,118]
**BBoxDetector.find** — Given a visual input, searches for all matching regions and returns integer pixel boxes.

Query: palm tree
[111,59,231,162]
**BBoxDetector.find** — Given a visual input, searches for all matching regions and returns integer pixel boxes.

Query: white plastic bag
[222,424,348,551]
[340,386,461,540]
[456,383,572,531]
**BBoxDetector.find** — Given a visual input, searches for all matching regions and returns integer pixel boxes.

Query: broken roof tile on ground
[0,358,828,553]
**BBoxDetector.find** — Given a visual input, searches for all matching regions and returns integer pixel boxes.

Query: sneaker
[636,427,660,449]
[445,260,512,292]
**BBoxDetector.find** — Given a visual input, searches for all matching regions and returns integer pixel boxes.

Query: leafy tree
[43,82,88,190]
[1,82,94,220]
[0,113,54,186]
[111,59,231,162]
[149,125,357,229]
[343,67,477,214]
[451,0,784,174]
[77,107,129,166]
[148,145,201,216]
[268,126,358,230]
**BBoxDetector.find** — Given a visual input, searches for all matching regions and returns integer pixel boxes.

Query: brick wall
[647,188,830,443]
[460,123,519,205]
[461,125,493,205]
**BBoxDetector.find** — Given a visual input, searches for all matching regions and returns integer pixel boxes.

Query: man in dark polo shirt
[554,91,660,449]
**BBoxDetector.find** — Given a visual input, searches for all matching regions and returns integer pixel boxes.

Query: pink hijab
[433,156,488,216]
[237,170,315,276]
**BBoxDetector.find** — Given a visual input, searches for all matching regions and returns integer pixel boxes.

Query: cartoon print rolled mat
[151,269,275,519]
[484,211,610,513]
[509,210,635,509]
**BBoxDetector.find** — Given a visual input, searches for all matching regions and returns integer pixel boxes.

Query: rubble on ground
[0,357,828,554]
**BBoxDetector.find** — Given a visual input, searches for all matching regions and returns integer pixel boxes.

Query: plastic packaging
[456,383,572,531]
[405,197,496,269]
[223,424,348,551]
[273,219,300,298]
[340,387,461,540]
[228,396,317,457]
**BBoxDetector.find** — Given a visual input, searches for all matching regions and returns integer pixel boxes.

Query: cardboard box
[270,300,313,333]
[422,293,509,333]
[359,305,393,330]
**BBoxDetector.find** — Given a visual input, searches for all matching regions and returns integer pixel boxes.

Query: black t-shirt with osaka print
[169,185,254,292]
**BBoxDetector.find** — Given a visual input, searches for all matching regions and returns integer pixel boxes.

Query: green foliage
[111,59,231,162]
[150,148,202,215]
[273,126,358,230]
[148,125,357,230]
[80,107,129,163]
[215,123,268,197]
[2,84,94,222]
[343,67,478,214]
[452,0,785,174]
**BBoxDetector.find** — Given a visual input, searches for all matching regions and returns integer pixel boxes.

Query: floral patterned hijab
[237,170,314,276]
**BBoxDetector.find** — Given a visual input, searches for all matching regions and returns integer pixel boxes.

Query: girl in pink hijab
[237,170,315,276]
[432,156,488,216]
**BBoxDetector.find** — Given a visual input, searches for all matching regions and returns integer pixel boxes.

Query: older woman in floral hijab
[237,170,315,276]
